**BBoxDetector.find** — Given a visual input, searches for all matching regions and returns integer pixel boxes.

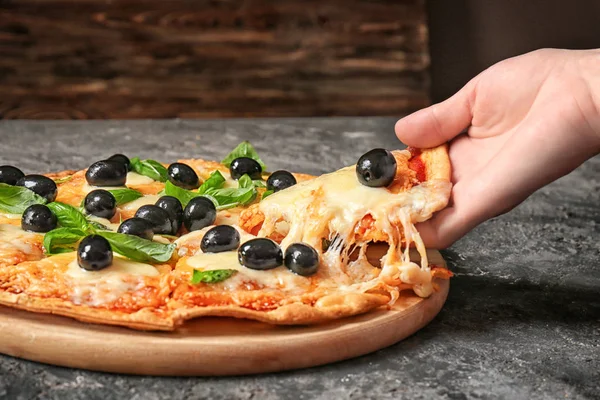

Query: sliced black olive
[85,160,127,187]
[21,204,57,233]
[356,149,397,188]
[0,165,25,186]
[201,225,240,253]
[117,218,154,240]
[284,243,319,276]
[134,205,175,235]
[107,154,131,172]
[238,238,283,270]
[84,189,117,219]
[16,175,58,202]
[266,170,297,192]
[183,197,217,232]
[167,163,200,190]
[229,157,262,180]
[156,195,184,233]
[77,235,113,271]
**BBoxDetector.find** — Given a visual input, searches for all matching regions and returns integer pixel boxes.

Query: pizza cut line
[0,142,452,330]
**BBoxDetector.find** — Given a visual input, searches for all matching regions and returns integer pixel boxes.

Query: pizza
[0,142,452,331]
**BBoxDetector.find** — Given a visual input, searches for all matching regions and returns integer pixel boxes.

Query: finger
[395,78,477,148]
[416,203,477,249]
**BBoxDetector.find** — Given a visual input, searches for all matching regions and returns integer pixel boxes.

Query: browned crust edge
[419,144,451,182]
[172,292,391,327]
[0,291,175,331]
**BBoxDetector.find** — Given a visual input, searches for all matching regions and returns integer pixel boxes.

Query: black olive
[16,175,58,202]
[84,189,117,219]
[134,205,175,235]
[21,204,57,233]
[156,196,183,233]
[229,157,262,180]
[167,163,200,190]
[201,225,240,253]
[238,238,283,270]
[107,154,131,172]
[85,160,127,187]
[183,197,216,232]
[77,235,113,271]
[356,149,397,187]
[0,165,25,186]
[284,243,319,276]
[266,170,297,192]
[117,218,154,240]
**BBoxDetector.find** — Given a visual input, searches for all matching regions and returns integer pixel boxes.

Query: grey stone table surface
[0,118,598,400]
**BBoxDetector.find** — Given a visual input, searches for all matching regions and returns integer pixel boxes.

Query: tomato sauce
[407,148,426,182]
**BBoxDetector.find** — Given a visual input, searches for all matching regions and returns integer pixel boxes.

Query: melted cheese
[121,194,161,213]
[186,251,309,292]
[0,213,21,220]
[0,224,41,255]
[82,183,125,194]
[257,152,452,299]
[66,254,159,281]
[66,253,159,306]
[126,172,155,186]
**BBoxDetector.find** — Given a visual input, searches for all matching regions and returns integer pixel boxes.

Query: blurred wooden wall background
[0,0,429,119]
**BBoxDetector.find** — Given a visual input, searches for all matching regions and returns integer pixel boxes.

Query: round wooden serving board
[0,250,449,376]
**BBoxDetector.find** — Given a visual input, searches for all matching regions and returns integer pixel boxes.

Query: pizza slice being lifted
[0,141,452,330]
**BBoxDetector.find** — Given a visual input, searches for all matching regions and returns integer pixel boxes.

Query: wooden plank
[0,0,429,119]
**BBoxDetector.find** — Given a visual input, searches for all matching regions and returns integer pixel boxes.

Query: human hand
[395,48,600,248]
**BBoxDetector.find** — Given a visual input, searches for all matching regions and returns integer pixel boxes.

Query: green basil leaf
[130,157,168,182]
[203,186,256,210]
[261,189,274,199]
[46,202,92,232]
[197,170,226,194]
[238,174,253,189]
[164,180,202,207]
[165,171,256,210]
[43,227,86,255]
[221,141,267,171]
[191,269,237,284]
[0,183,47,214]
[97,231,175,263]
[252,180,266,188]
[108,188,143,205]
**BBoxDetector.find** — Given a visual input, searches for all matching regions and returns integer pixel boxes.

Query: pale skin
[395,48,600,249]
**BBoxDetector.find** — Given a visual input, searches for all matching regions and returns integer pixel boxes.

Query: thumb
[395,78,477,148]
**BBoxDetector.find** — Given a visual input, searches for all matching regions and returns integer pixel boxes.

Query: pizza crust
[417,144,451,181]
[173,292,390,326]
[0,291,175,331]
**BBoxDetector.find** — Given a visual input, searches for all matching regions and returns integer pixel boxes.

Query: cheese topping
[82,183,124,194]
[126,172,155,186]
[0,224,41,255]
[186,251,309,292]
[0,213,21,220]
[66,253,159,306]
[257,151,451,299]
[121,194,161,213]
